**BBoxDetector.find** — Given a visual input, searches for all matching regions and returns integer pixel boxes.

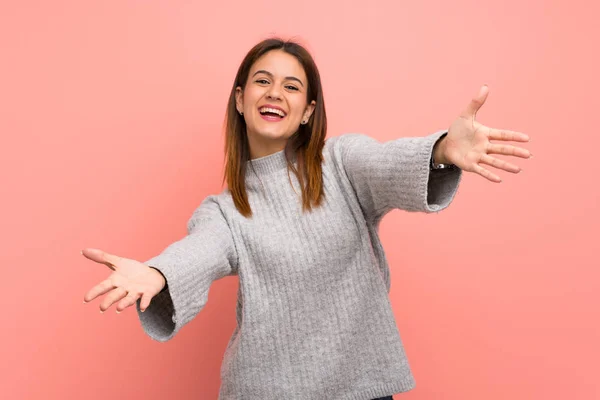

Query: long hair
[222,37,327,218]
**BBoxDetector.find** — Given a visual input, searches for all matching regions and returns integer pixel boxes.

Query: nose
[266,85,282,100]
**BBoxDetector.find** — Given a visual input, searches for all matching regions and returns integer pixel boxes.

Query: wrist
[149,266,168,293]
[432,133,451,165]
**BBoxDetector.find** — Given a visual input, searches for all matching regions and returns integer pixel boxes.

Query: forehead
[250,50,307,81]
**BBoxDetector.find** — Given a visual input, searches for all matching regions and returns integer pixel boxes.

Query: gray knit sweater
[136,129,462,399]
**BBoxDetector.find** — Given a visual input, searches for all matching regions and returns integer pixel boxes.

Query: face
[236,50,316,159]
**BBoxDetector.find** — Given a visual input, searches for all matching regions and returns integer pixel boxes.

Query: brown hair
[222,37,327,218]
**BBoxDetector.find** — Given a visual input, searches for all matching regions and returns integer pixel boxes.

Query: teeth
[259,107,285,117]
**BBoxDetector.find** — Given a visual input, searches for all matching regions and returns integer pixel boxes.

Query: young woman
[82,37,531,399]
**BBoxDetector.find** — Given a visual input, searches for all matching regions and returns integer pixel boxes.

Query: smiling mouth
[258,106,286,119]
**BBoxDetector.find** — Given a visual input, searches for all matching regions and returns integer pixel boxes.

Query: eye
[286,85,299,91]
[255,79,269,84]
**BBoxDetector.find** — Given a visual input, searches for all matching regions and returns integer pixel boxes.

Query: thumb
[81,248,120,271]
[459,84,489,120]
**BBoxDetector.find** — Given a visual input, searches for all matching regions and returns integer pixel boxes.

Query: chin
[255,129,292,142]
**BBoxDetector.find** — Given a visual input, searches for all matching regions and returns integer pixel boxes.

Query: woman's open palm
[82,248,165,313]
[444,85,532,182]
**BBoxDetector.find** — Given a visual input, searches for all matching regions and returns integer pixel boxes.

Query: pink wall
[1,1,598,399]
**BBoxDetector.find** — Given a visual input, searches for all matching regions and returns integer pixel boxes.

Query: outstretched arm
[327,130,463,222]
[137,195,238,342]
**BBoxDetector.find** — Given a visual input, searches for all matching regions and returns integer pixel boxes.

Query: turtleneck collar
[245,149,298,182]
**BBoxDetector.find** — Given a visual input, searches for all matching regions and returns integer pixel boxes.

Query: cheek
[242,89,261,109]
[290,100,307,118]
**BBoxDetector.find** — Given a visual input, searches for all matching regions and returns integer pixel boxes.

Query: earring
[301,119,307,124]
[239,111,243,115]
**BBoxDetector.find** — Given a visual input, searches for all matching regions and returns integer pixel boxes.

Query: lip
[258,104,287,117]
[259,113,284,122]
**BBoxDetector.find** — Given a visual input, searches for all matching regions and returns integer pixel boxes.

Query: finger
[81,248,122,271]
[139,292,153,313]
[116,292,142,313]
[100,287,128,313]
[83,278,117,303]
[486,143,532,159]
[459,84,489,120]
[472,163,502,183]
[487,128,530,142]
[480,154,521,174]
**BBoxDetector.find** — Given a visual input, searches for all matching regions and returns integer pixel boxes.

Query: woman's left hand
[440,85,532,183]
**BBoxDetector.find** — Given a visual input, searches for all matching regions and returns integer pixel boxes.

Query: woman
[82,37,531,399]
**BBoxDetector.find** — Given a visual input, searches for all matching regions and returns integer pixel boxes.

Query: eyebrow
[252,70,304,87]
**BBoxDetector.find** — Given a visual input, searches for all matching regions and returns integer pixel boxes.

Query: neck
[247,132,289,160]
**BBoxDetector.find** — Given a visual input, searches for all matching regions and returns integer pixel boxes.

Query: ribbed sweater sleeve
[135,195,238,342]
[328,129,463,222]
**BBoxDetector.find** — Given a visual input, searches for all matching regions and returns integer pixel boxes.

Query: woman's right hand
[81,248,166,313]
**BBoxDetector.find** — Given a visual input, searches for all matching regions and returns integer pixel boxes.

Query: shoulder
[325,132,369,150]
[324,133,371,149]
[323,133,376,165]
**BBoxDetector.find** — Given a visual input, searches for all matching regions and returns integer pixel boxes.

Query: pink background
[1,0,598,399]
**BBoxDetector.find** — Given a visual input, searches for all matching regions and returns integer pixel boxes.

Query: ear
[235,86,244,114]
[303,100,316,121]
